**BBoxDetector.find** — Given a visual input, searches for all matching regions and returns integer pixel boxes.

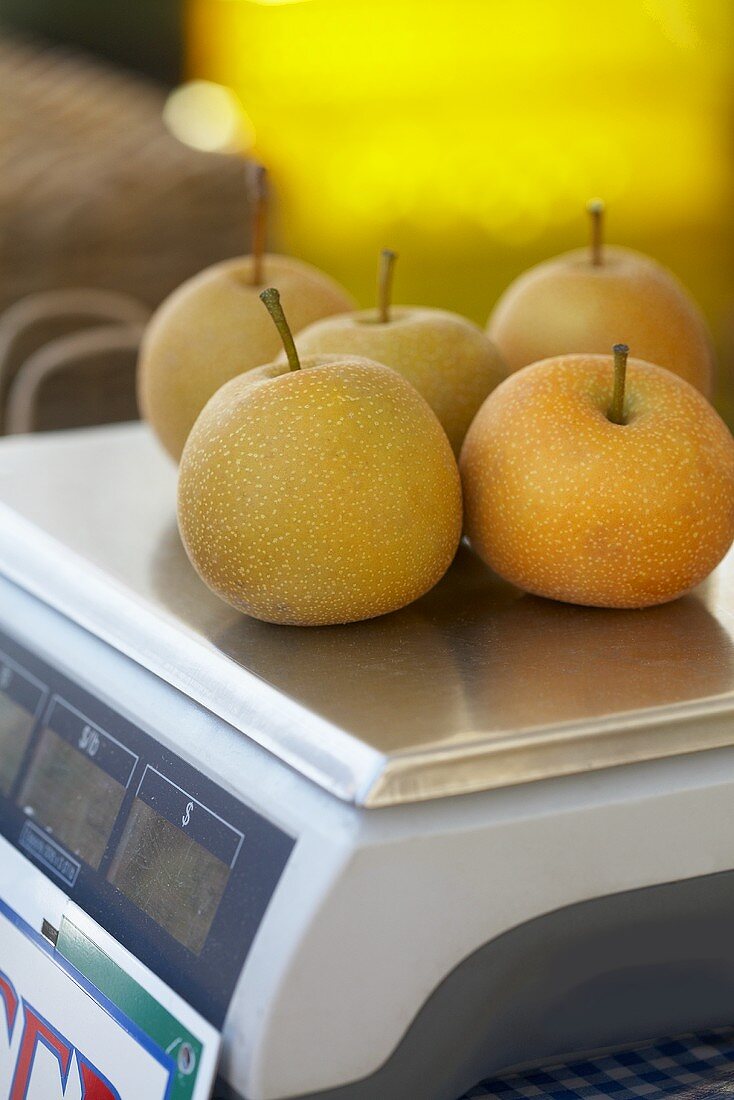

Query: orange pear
[461,346,734,608]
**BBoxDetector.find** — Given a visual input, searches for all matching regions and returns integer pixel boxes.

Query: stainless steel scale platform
[1,422,734,1100]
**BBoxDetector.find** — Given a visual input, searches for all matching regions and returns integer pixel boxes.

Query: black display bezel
[0,628,296,1027]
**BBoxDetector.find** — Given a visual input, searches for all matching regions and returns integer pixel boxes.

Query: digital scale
[2,422,734,1100]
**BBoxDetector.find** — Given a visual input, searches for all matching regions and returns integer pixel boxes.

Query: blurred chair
[4,321,145,435]
[0,288,150,428]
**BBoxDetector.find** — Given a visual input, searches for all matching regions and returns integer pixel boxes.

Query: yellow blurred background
[184,0,734,411]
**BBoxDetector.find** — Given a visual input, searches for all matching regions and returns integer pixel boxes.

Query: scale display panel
[19,698,136,869]
[0,627,296,1027]
[0,650,47,796]
[109,768,241,954]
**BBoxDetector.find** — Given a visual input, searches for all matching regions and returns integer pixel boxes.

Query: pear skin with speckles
[487,247,715,396]
[460,354,734,608]
[137,254,355,461]
[177,354,463,625]
[290,307,506,456]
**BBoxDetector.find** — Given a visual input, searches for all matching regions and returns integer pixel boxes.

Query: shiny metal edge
[366,698,734,806]
[0,502,384,806]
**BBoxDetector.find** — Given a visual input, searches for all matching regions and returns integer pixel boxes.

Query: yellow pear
[291,250,506,454]
[178,289,462,626]
[138,253,355,460]
[138,171,353,460]
[488,201,715,395]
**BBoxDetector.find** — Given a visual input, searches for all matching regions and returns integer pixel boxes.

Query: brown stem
[260,288,301,371]
[250,163,268,286]
[587,198,604,267]
[377,249,397,323]
[608,343,629,425]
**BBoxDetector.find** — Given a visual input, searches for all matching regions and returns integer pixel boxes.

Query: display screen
[109,800,230,954]
[0,657,46,796]
[108,769,241,954]
[17,700,136,869]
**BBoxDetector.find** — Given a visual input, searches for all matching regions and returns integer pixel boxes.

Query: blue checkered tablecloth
[461,1030,734,1098]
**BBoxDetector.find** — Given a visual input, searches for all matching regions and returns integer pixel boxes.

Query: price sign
[0,894,219,1100]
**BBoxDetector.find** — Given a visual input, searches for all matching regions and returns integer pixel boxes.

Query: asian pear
[291,250,506,454]
[460,346,734,608]
[488,202,715,395]
[138,167,355,460]
[178,289,462,626]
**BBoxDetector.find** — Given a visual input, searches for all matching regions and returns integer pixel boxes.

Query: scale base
[212,870,734,1100]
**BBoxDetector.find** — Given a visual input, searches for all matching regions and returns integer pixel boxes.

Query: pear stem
[587,198,604,267]
[250,164,268,286]
[377,249,397,323]
[609,343,629,425]
[260,288,301,371]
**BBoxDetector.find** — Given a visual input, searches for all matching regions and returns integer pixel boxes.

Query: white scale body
[1,423,734,1100]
